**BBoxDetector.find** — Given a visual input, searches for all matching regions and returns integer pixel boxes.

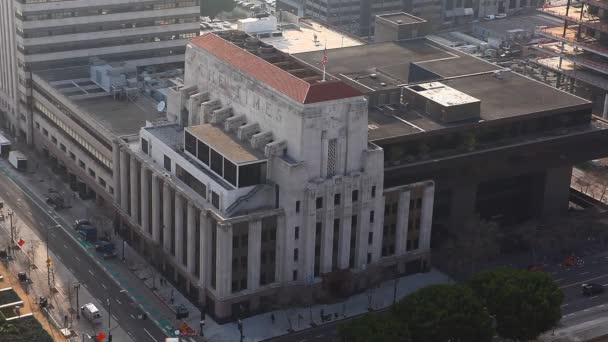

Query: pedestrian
[270,313,275,324]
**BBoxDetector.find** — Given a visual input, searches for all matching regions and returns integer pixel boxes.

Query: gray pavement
[0,155,171,341]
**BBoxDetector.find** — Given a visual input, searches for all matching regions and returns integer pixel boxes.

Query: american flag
[322,47,328,66]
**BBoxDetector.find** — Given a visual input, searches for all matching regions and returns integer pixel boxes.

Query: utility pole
[8,210,14,247]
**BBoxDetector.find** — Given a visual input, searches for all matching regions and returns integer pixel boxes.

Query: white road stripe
[75,256,80,262]
[580,272,590,275]
[115,299,122,305]
[561,304,569,307]
[112,314,118,321]
[127,331,133,337]
[88,270,94,276]
[101,284,107,290]
[144,328,158,342]
[130,314,135,319]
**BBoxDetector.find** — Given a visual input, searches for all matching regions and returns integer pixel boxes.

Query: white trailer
[0,133,11,158]
[8,151,27,171]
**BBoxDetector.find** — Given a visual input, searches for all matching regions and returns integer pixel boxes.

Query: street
[0,162,167,341]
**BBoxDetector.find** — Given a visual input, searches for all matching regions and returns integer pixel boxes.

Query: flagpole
[323,64,326,82]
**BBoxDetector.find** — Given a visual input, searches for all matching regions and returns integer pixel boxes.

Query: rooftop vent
[403,82,481,123]
[370,73,378,79]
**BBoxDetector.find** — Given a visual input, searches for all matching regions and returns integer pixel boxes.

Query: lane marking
[75,256,80,262]
[580,272,590,275]
[88,270,94,276]
[590,296,598,299]
[101,284,107,290]
[554,278,564,282]
[130,314,135,319]
[112,314,118,321]
[565,313,575,317]
[115,299,122,305]
[560,274,608,289]
[63,243,68,249]
[127,331,134,338]
[144,328,158,342]
[561,304,569,307]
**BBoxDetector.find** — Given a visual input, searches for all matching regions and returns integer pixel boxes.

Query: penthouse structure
[536,0,608,115]
[0,0,200,144]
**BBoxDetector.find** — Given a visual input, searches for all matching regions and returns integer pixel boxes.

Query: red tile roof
[191,33,362,104]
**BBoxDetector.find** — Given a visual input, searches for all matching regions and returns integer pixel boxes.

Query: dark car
[73,219,91,230]
[582,283,604,296]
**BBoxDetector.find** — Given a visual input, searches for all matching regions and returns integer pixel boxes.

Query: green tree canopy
[201,0,236,19]
[468,267,564,341]
[393,284,495,342]
[338,314,410,342]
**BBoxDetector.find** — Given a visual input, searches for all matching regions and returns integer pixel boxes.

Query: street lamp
[7,210,14,246]
[81,332,92,342]
[74,282,81,319]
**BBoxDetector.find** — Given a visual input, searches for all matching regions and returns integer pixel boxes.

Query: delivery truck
[8,151,27,171]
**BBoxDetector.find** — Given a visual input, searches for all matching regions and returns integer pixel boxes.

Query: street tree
[338,314,411,342]
[201,0,236,19]
[468,267,563,341]
[436,216,501,276]
[393,284,494,342]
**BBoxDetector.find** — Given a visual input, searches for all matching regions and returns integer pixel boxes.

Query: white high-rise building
[0,0,200,143]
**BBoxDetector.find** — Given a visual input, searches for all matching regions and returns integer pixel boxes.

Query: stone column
[355,207,369,269]
[274,214,286,283]
[130,156,139,224]
[215,223,233,298]
[112,141,121,203]
[247,220,262,291]
[162,183,172,253]
[186,203,196,274]
[395,191,411,255]
[119,150,129,213]
[337,214,352,269]
[303,190,317,282]
[140,167,150,236]
[321,202,335,273]
[151,174,161,243]
[175,194,184,262]
[419,183,435,250]
[199,212,210,289]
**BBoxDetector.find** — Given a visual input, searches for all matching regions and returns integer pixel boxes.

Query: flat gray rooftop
[367,71,591,140]
[378,13,426,25]
[294,39,501,91]
[474,14,562,36]
[36,66,166,137]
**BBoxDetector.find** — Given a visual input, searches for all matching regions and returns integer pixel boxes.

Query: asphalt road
[0,168,166,341]
[548,254,608,316]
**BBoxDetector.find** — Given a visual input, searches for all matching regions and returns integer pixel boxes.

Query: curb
[0,163,174,338]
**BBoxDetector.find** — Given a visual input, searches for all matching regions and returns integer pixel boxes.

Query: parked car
[81,303,102,323]
[46,194,65,210]
[73,219,91,230]
[582,283,604,296]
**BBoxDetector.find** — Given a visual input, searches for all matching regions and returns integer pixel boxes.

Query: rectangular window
[352,215,357,228]
[238,162,264,187]
[35,122,40,129]
[78,160,85,169]
[334,193,341,206]
[327,138,337,177]
[224,159,237,186]
[371,186,376,198]
[60,143,66,152]
[51,135,57,144]
[294,226,299,240]
[197,140,209,165]
[295,201,300,213]
[185,131,196,155]
[367,253,372,264]
[210,149,223,175]
[211,191,220,209]
[293,270,298,281]
[88,168,95,178]
[368,232,373,244]
[141,138,149,154]
[163,155,171,171]
[370,210,375,223]
[316,197,323,209]
[99,177,106,187]
[42,128,48,136]
[352,190,359,202]
[294,248,299,261]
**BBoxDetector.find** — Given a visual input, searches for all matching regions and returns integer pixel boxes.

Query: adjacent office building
[0,0,200,144]
[535,0,608,116]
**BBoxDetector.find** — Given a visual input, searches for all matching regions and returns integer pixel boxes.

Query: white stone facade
[112,34,436,320]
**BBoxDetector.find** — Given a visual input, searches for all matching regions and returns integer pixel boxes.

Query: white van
[81,303,102,323]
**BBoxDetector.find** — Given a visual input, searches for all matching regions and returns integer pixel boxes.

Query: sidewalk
[539,304,608,342]
[0,197,134,342]
[1,146,451,341]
